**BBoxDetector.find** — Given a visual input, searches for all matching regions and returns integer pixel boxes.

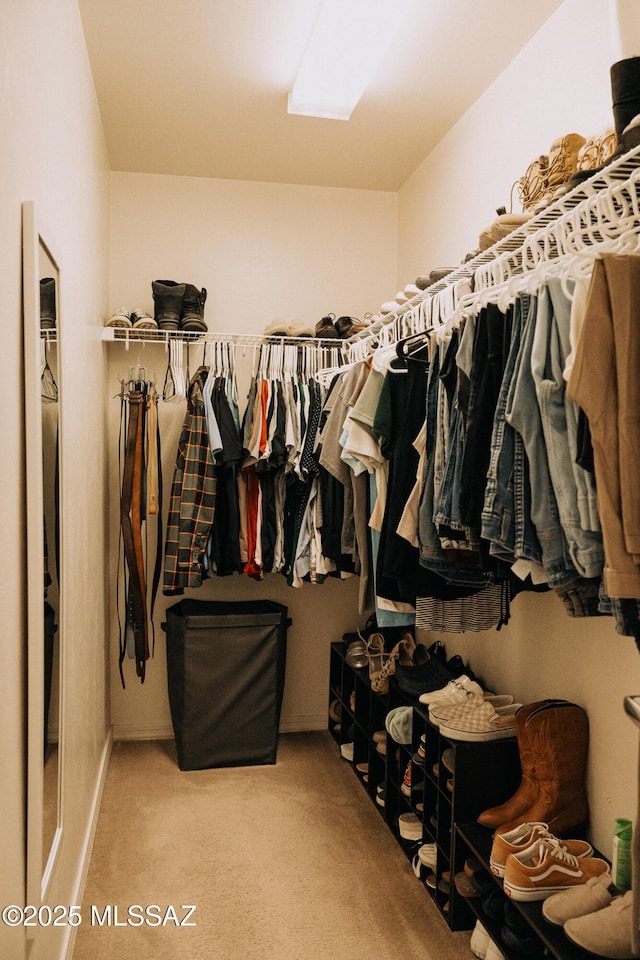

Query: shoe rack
[328,641,522,933]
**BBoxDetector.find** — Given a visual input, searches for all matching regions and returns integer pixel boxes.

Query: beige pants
[567,255,640,598]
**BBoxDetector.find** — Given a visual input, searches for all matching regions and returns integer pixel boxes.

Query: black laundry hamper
[163,599,290,770]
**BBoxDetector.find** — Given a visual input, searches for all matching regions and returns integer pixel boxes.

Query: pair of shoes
[490,821,593,878]
[401,760,412,797]
[429,692,516,728]
[334,315,367,338]
[439,700,521,742]
[418,674,484,706]
[503,837,609,901]
[418,842,437,870]
[152,279,207,333]
[394,649,456,699]
[362,631,387,687]
[371,633,415,695]
[501,900,545,958]
[263,319,315,337]
[106,307,157,330]
[477,701,589,837]
[398,812,422,841]
[339,742,354,761]
[557,887,638,959]
[314,314,339,338]
[470,920,491,959]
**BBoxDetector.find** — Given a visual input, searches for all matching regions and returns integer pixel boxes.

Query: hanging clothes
[163,366,217,596]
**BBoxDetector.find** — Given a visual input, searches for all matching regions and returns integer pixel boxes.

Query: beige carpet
[72,733,474,960]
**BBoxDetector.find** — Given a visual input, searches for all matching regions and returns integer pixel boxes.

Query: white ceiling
[78,0,565,192]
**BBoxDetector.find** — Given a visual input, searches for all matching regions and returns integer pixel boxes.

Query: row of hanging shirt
[161,339,349,595]
[333,163,640,644]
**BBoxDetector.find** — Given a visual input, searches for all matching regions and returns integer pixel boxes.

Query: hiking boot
[180,284,207,332]
[152,280,185,330]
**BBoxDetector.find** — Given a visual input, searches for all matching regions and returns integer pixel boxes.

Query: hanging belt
[120,385,149,682]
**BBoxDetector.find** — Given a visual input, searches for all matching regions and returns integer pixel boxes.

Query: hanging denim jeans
[506,293,579,588]
[531,283,605,580]
[482,296,541,567]
[547,278,600,533]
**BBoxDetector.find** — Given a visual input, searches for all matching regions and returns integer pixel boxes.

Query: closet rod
[348,140,640,348]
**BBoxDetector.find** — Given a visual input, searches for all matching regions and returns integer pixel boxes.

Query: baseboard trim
[112,722,174,741]
[112,715,328,741]
[63,730,113,960]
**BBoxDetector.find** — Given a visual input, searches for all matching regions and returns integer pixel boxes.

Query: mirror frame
[22,200,65,911]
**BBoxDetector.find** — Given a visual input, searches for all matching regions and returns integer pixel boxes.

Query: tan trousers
[567,255,640,598]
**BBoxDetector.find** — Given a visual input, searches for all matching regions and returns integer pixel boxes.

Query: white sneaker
[418,842,437,870]
[418,675,483,706]
[430,695,517,727]
[470,920,490,960]
[485,941,506,960]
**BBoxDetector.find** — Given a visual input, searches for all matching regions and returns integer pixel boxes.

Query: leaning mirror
[23,201,64,908]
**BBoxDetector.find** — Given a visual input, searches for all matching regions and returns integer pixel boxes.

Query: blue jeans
[506,293,579,588]
[531,283,605,579]
[482,295,541,566]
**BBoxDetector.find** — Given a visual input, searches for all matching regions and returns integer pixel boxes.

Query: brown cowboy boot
[495,701,590,838]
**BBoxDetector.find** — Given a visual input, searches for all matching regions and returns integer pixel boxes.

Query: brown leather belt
[120,386,149,682]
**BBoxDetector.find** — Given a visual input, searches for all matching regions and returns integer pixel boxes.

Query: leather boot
[477,700,566,830]
[494,701,590,838]
[152,279,185,330]
[180,284,207,332]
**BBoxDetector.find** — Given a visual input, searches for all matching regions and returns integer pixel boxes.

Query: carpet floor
[72,732,474,960]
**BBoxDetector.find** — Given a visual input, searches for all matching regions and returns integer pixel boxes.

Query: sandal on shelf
[371,633,416,695]
[362,631,386,677]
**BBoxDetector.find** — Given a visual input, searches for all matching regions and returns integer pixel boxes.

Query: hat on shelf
[395,290,409,305]
[403,283,420,299]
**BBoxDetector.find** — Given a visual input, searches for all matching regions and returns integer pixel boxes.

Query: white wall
[397,0,640,858]
[108,172,397,738]
[0,2,110,959]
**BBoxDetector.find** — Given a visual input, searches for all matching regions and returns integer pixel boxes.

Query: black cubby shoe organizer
[328,641,605,958]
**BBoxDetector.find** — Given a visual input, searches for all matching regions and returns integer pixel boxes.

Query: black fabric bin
[164,599,290,770]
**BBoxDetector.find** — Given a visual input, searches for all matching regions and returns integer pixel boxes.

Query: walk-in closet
[4,2,640,960]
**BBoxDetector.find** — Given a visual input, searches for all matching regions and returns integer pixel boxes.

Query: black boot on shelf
[152,279,185,331]
[180,283,207,332]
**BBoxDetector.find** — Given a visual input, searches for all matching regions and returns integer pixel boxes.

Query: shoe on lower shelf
[490,821,593,878]
[470,920,491,960]
[564,890,639,960]
[542,871,619,926]
[503,839,609,901]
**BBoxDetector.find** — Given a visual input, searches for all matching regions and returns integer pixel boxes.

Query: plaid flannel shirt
[163,367,217,595]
